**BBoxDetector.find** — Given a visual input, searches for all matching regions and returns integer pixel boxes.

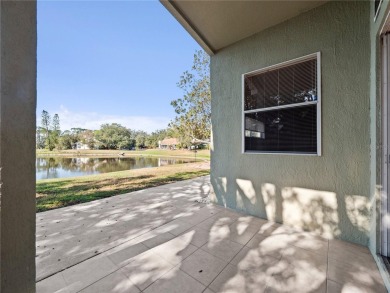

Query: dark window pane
[264,70,279,108]
[244,58,317,111]
[244,75,264,110]
[279,66,294,106]
[292,59,317,103]
[244,105,317,153]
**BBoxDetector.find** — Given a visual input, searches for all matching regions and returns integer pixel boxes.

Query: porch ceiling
[161,0,327,55]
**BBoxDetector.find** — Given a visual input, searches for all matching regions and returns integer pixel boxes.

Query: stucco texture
[210,1,371,245]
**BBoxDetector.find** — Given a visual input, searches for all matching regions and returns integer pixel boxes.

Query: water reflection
[36,156,194,180]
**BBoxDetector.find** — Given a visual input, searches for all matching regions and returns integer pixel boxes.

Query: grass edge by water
[36,163,210,213]
[36,148,210,160]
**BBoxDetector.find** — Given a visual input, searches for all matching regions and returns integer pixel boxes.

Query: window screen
[243,54,320,154]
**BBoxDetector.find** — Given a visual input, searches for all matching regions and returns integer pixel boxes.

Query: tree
[36,127,46,149]
[145,129,169,148]
[79,130,95,149]
[134,130,147,149]
[94,123,133,150]
[170,50,211,147]
[57,132,74,150]
[39,110,64,150]
[41,110,56,151]
[70,128,88,135]
[52,114,60,134]
[50,113,61,148]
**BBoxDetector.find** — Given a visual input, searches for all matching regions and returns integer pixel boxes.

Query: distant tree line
[36,111,174,151]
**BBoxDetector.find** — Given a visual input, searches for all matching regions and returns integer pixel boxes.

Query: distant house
[159,138,179,150]
[191,138,210,150]
[74,142,90,150]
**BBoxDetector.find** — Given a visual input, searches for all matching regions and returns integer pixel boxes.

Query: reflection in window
[245,117,265,139]
[244,105,317,153]
[243,54,320,154]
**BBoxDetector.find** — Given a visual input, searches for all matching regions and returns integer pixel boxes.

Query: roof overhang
[161,0,328,55]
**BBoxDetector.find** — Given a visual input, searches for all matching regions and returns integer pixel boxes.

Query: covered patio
[36,177,385,293]
[2,1,390,291]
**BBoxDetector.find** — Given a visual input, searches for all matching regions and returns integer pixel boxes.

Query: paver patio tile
[288,232,328,256]
[36,272,69,293]
[325,279,384,293]
[36,246,109,282]
[227,222,259,245]
[201,239,243,262]
[281,246,327,274]
[233,215,269,226]
[106,242,149,267]
[230,246,253,266]
[209,263,269,293]
[198,221,257,246]
[328,238,370,255]
[179,227,212,248]
[265,281,326,293]
[180,249,228,286]
[150,232,198,265]
[196,212,239,232]
[328,239,376,269]
[62,255,118,293]
[326,280,343,293]
[78,269,140,293]
[120,250,174,290]
[230,246,280,270]
[265,257,326,293]
[246,234,286,259]
[327,258,387,292]
[153,219,195,236]
[141,231,176,249]
[144,267,205,293]
[180,206,222,225]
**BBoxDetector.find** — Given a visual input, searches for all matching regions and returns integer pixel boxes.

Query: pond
[36,156,195,180]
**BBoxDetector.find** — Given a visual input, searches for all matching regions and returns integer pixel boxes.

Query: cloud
[44,106,171,133]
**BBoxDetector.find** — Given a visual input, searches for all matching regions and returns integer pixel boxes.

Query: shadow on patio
[36,176,386,293]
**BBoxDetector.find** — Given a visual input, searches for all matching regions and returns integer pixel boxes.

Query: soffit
[161,0,328,54]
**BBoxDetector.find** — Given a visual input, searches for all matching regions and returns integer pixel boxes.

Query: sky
[37,0,201,133]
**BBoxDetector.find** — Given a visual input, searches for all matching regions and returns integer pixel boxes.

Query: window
[242,53,321,155]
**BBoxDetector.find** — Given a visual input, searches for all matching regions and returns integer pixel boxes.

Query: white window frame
[241,52,322,156]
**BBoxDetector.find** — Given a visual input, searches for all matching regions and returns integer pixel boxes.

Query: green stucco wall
[210,1,371,245]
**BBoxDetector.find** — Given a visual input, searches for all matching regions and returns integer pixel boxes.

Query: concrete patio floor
[36,176,387,293]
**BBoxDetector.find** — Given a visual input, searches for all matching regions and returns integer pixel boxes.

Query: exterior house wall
[210,1,371,245]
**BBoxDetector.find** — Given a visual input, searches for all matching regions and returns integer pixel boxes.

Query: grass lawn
[36,148,210,160]
[36,162,210,213]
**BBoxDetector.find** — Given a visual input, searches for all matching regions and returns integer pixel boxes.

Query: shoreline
[36,149,210,160]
